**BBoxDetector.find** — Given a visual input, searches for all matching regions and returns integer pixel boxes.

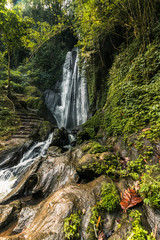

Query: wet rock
[76,152,113,168]
[71,148,84,162]
[0,149,78,204]
[0,141,33,169]
[31,152,78,198]
[0,200,21,229]
[0,158,43,205]
[77,153,99,167]
[51,128,70,148]
[103,211,117,234]
[0,176,111,240]
[108,213,132,240]
[143,205,160,239]
[13,205,40,234]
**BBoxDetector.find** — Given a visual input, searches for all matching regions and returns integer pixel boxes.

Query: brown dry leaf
[144,159,147,163]
[142,128,151,132]
[120,188,143,212]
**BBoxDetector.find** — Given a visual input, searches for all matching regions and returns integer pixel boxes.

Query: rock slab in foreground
[0,175,110,240]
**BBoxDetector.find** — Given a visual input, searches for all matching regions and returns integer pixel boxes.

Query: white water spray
[0,133,53,201]
[45,48,89,129]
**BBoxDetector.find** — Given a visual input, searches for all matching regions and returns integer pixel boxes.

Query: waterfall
[0,133,53,201]
[45,48,89,129]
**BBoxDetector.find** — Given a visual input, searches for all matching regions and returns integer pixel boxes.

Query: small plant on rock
[64,212,82,240]
[128,210,155,240]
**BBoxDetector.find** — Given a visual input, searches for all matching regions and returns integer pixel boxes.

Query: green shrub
[26,96,43,110]
[24,86,42,97]
[11,81,24,93]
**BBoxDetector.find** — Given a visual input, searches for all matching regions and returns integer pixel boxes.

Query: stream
[0,48,89,203]
[0,133,53,201]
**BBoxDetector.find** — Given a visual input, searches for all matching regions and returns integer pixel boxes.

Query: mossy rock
[76,151,119,179]
[77,110,104,144]
[81,141,107,154]
[31,121,53,141]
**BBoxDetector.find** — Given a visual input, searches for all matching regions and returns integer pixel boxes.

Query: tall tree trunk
[7,49,11,97]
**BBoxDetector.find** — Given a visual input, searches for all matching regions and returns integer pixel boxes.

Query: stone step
[16,130,33,134]
[16,116,42,121]
[20,122,41,126]
[19,126,35,130]
[12,135,30,139]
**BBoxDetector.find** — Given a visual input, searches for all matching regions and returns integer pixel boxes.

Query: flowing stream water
[0,48,89,201]
[0,133,53,200]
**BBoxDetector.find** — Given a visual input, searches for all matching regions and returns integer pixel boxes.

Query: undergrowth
[127,210,155,240]
[88,182,120,239]
[63,212,82,240]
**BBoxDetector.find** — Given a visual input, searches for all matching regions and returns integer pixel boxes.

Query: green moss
[88,182,120,238]
[127,155,146,175]
[79,153,120,179]
[98,182,120,212]
[128,210,155,240]
[0,110,19,137]
[102,40,160,138]
[86,62,108,111]
[82,141,107,154]
[63,212,82,240]
[139,165,160,209]
[38,121,51,140]
[77,110,103,143]
[31,121,52,141]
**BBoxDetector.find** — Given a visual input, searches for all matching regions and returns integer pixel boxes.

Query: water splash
[0,133,53,201]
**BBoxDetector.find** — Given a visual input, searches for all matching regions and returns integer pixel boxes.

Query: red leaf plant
[120,188,143,212]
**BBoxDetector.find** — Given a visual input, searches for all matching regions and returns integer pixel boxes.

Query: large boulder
[0,176,110,240]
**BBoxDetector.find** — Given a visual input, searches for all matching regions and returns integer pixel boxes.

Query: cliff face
[80,36,160,138]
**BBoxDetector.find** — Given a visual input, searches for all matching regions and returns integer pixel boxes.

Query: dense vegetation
[0,0,160,238]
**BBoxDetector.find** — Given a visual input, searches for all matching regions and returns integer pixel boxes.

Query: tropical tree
[0,8,33,96]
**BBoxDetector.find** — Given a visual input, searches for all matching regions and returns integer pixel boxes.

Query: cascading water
[0,133,53,201]
[0,48,89,201]
[45,48,89,129]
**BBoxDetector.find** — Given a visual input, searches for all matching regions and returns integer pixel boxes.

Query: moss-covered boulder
[31,120,53,141]
[76,150,119,181]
